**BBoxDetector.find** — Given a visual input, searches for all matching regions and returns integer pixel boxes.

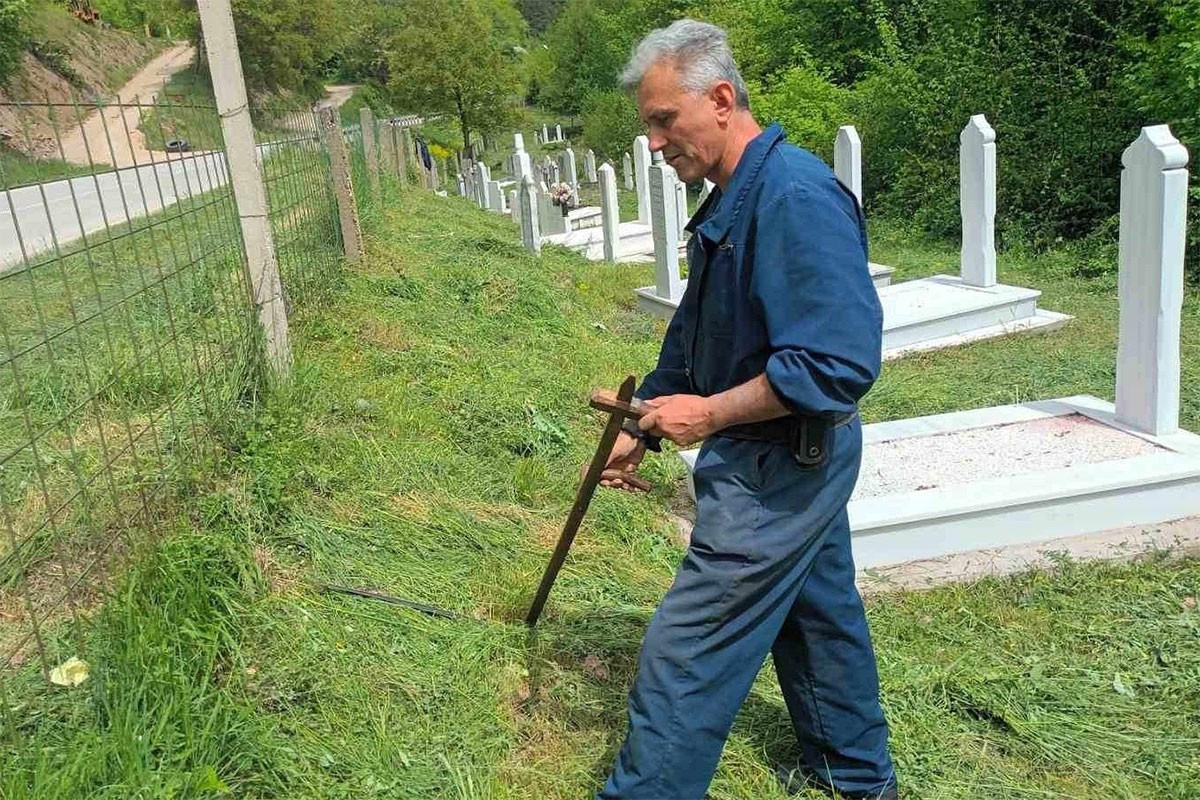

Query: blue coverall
[599,124,896,799]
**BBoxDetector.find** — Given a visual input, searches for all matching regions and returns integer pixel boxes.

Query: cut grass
[2,182,1198,798]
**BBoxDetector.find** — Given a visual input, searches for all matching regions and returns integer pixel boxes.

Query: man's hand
[638,394,721,446]
[593,431,651,492]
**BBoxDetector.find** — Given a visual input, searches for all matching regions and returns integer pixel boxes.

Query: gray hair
[620,19,749,109]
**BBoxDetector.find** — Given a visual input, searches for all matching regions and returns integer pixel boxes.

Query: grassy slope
[3,181,1199,798]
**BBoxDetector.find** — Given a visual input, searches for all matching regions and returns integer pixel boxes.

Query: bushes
[0,0,28,85]
[750,65,849,164]
[580,89,642,161]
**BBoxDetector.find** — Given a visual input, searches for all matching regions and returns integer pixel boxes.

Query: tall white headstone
[562,147,579,200]
[519,175,541,255]
[835,125,863,205]
[514,132,525,152]
[585,149,598,184]
[634,136,652,226]
[623,152,634,191]
[1115,125,1188,436]
[475,162,491,209]
[542,124,549,143]
[649,151,683,301]
[509,188,520,226]
[555,124,563,142]
[599,162,620,263]
[674,177,689,239]
[960,114,997,288]
[457,174,466,197]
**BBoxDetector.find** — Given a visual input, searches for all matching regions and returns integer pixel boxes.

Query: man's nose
[647,129,668,153]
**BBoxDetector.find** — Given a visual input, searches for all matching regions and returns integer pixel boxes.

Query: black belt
[716,411,858,470]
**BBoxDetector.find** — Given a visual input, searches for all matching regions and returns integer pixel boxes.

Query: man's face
[636,59,724,183]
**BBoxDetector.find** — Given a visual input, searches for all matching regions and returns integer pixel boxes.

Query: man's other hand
[593,431,651,492]
[638,394,719,446]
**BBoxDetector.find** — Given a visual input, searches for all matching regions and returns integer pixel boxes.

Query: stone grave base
[676,395,1200,570]
[879,274,1070,359]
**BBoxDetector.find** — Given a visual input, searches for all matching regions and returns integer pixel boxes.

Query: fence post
[1115,125,1188,436]
[195,0,291,375]
[360,107,380,194]
[322,106,363,263]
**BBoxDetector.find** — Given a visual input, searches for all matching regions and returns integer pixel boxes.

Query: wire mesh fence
[0,92,342,690]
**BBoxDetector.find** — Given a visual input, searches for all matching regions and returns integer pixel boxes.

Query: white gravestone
[634,136,652,226]
[509,188,520,226]
[542,124,549,143]
[674,177,689,238]
[599,162,620,263]
[555,124,563,142]
[835,125,863,205]
[585,149,598,184]
[457,174,466,197]
[475,163,491,209]
[960,114,997,288]
[561,148,579,201]
[649,151,684,301]
[623,152,634,191]
[519,175,541,255]
[486,180,506,214]
[537,180,567,236]
[1115,125,1188,436]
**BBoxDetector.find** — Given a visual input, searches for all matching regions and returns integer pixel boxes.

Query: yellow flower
[49,656,90,687]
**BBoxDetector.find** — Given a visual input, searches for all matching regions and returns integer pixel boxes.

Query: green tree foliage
[545,0,1199,277]
[95,0,193,37]
[384,0,526,158]
[519,0,565,34]
[225,0,342,97]
[0,0,29,85]
[580,89,642,160]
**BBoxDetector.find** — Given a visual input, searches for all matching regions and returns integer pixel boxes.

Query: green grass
[0,142,96,188]
[138,67,226,152]
[2,180,1198,798]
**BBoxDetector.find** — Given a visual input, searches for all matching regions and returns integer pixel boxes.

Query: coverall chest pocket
[697,241,740,340]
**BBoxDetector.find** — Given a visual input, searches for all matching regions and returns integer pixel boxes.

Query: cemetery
[5,2,1199,797]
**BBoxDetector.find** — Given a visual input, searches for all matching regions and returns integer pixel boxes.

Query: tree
[385,0,527,159]
[0,0,28,86]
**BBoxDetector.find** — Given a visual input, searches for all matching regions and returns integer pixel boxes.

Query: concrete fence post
[360,107,379,194]
[196,0,291,375]
[322,106,363,264]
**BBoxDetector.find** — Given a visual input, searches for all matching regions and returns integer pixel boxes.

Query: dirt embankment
[0,11,165,159]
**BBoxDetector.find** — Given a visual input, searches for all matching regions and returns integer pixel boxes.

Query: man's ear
[711,80,737,124]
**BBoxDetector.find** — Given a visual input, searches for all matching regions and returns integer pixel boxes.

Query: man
[595,19,898,800]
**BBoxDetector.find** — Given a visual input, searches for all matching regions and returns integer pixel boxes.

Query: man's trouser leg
[599,423,870,799]
[772,513,896,796]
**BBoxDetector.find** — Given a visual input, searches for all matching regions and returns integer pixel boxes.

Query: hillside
[0,1,163,159]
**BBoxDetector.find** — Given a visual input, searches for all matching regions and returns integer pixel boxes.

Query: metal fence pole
[196,0,292,375]
[323,106,364,263]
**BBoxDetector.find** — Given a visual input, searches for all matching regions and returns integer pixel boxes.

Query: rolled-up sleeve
[750,188,883,416]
